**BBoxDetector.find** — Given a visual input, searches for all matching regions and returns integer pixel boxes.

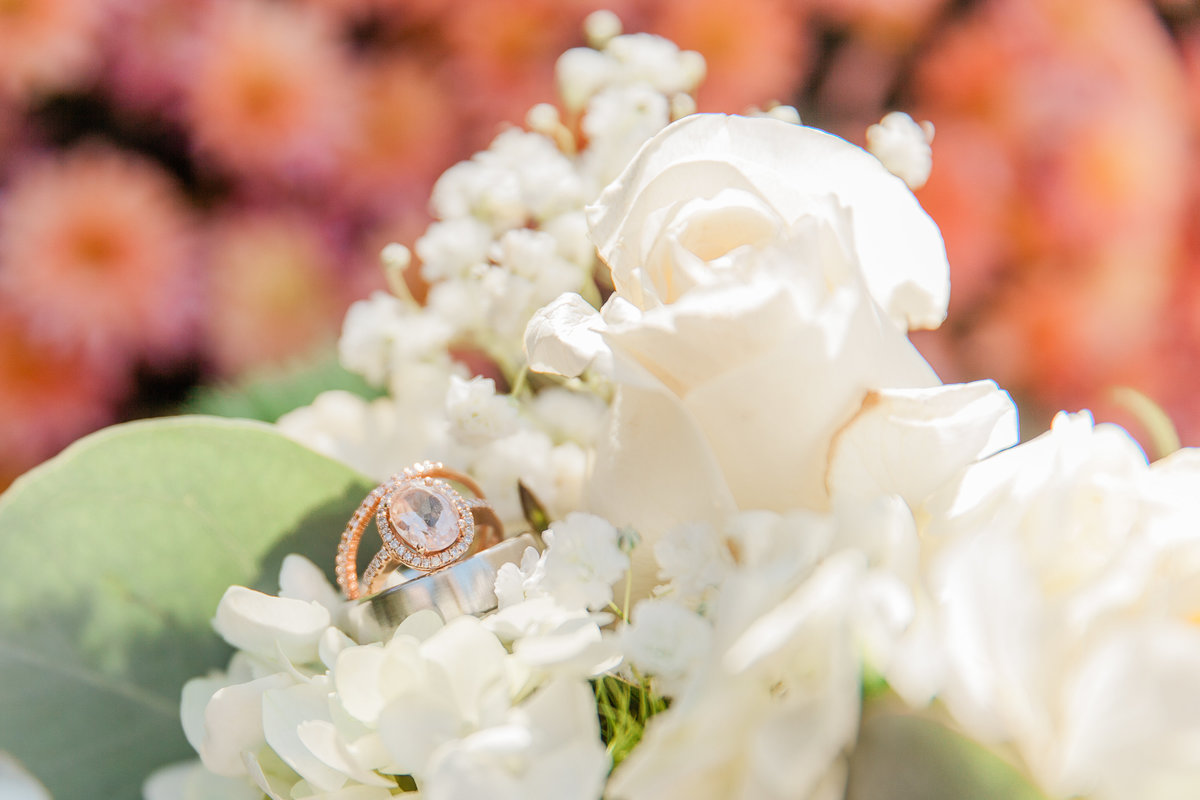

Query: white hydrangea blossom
[618,598,712,684]
[536,512,630,611]
[151,553,612,800]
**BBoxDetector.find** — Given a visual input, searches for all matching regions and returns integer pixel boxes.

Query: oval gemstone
[386,485,460,553]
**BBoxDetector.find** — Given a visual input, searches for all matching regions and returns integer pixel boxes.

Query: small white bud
[526,103,561,135]
[585,10,622,49]
[380,242,411,271]
[679,50,707,90]
[866,111,935,190]
[669,92,697,120]
[766,104,802,125]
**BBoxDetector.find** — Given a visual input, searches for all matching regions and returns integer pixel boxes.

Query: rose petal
[588,113,950,330]
[827,380,1019,508]
[524,292,610,377]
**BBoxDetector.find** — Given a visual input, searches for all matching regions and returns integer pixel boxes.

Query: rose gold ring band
[335,461,504,600]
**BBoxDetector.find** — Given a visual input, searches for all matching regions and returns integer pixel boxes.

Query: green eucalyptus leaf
[0,416,375,799]
[182,350,383,422]
[847,708,1049,800]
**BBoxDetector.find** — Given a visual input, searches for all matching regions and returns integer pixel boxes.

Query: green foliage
[594,673,668,770]
[183,351,383,422]
[847,709,1050,800]
[0,417,375,799]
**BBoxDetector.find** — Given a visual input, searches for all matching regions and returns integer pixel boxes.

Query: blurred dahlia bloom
[911,0,1191,436]
[0,309,122,485]
[203,210,351,375]
[0,145,197,362]
[0,0,107,100]
[444,0,625,143]
[340,56,463,215]
[648,0,806,112]
[808,0,950,45]
[103,0,212,114]
[184,0,356,183]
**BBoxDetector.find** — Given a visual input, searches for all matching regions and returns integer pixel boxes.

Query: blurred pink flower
[203,210,351,375]
[103,0,212,114]
[912,0,1191,440]
[0,0,107,101]
[809,0,949,47]
[0,145,198,361]
[443,0,628,145]
[0,307,123,487]
[184,0,356,183]
[649,0,807,112]
[913,120,1016,315]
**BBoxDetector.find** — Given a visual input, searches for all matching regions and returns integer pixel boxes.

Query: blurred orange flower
[341,56,464,215]
[184,0,356,183]
[0,0,107,100]
[649,0,807,112]
[0,145,197,362]
[0,308,122,486]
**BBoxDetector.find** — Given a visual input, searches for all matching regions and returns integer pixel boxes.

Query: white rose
[905,412,1200,797]
[588,113,949,329]
[527,114,948,553]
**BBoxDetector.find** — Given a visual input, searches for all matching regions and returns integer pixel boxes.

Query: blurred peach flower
[203,210,351,375]
[341,56,463,215]
[912,0,1191,438]
[648,0,807,112]
[0,145,197,361]
[184,0,356,183]
[0,0,107,100]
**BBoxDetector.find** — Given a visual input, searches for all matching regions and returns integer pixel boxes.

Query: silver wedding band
[351,531,544,639]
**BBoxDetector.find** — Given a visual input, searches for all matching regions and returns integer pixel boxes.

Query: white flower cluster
[150,515,625,800]
[277,18,711,529]
[159,13,1200,800]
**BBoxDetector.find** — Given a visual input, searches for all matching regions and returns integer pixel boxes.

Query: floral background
[3,2,1200,800]
[2,0,1200,489]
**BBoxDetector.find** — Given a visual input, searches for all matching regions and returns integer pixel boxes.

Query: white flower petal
[827,380,1018,508]
[199,673,292,777]
[513,616,622,677]
[141,759,261,800]
[212,585,330,664]
[524,293,610,377]
[296,720,394,788]
[333,644,388,726]
[278,555,344,616]
[0,753,50,800]
[261,681,348,792]
[180,673,231,756]
[376,693,463,779]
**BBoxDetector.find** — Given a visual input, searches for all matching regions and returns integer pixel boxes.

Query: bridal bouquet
[2,13,1198,800]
